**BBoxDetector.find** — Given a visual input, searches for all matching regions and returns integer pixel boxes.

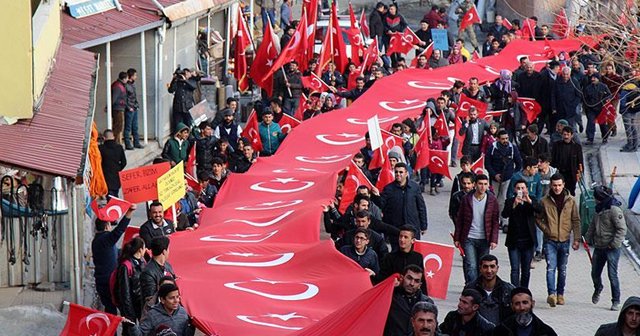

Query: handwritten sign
[119,162,171,203]
[157,161,186,209]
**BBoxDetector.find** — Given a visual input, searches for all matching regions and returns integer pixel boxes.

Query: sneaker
[557,295,565,305]
[592,290,601,304]
[547,294,557,307]
[534,252,543,262]
[134,143,145,149]
[621,146,637,152]
[611,302,621,311]
[125,144,134,150]
[530,260,535,269]
[585,140,594,145]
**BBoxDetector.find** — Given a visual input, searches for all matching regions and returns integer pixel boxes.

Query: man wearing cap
[258,108,285,157]
[550,126,582,196]
[161,123,190,167]
[213,108,243,146]
[211,97,238,130]
[549,119,580,150]
[586,186,627,311]
[493,287,557,335]
[583,72,612,145]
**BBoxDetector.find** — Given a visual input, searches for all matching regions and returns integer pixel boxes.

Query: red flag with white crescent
[522,18,536,41]
[413,240,455,300]
[330,2,349,72]
[240,110,263,152]
[277,113,302,135]
[502,18,513,31]
[90,196,132,222]
[428,149,452,179]
[234,9,252,92]
[458,94,489,119]
[596,100,617,124]
[453,116,464,158]
[369,130,404,169]
[186,141,196,177]
[60,303,123,336]
[301,73,330,92]
[410,42,434,68]
[185,173,202,193]
[459,5,481,32]
[359,8,370,38]
[339,161,374,213]
[363,39,380,71]
[376,160,395,190]
[552,8,569,39]
[414,126,431,171]
[433,112,450,138]
[294,93,310,120]
[250,16,280,95]
[264,12,308,79]
[387,29,418,55]
[471,155,486,175]
[303,0,319,61]
[517,97,542,123]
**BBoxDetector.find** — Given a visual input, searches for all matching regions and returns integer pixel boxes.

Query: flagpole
[281,67,293,97]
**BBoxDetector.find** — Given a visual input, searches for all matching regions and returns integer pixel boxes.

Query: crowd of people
[91,0,640,335]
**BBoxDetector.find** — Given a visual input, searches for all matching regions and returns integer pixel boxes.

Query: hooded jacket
[535,189,581,243]
[137,303,195,336]
[586,200,627,249]
[485,141,523,182]
[595,296,640,336]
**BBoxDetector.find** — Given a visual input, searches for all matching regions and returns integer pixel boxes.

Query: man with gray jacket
[587,186,627,311]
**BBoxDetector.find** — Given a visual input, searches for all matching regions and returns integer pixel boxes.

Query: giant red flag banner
[164,38,588,335]
[459,5,481,32]
[234,9,252,92]
[250,16,280,95]
[241,110,264,152]
[413,241,455,300]
[471,155,486,175]
[60,303,122,336]
[293,275,396,335]
[369,130,404,169]
[339,161,374,213]
[518,97,542,123]
[596,100,617,124]
[413,126,431,171]
[428,149,452,180]
[277,113,302,134]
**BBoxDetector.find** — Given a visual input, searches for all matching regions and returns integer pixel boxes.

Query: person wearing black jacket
[552,67,582,130]
[229,142,256,173]
[518,124,549,160]
[550,126,583,195]
[502,181,538,288]
[139,202,176,246]
[449,172,475,224]
[583,73,612,144]
[538,62,561,134]
[336,211,391,262]
[493,287,557,336]
[168,68,200,131]
[384,264,434,336]
[140,236,175,314]
[195,122,219,181]
[369,2,386,50]
[465,255,515,326]
[91,204,136,315]
[115,237,147,336]
[440,289,496,336]
[282,61,303,116]
[332,77,367,102]
[99,129,127,198]
[377,226,425,290]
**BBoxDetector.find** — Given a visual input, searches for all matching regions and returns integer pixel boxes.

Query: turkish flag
[369,130,404,169]
[517,97,542,123]
[428,149,451,179]
[472,50,481,61]
[414,126,431,171]
[433,112,450,138]
[90,196,132,222]
[453,116,464,158]
[410,42,434,68]
[277,113,302,134]
[122,226,140,245]
[359,8,370,38]
[301,73,329,92]
[413,240,455,300]
[234,10,252,92]
[376,162,395,190]
[294,93,310,120]
[317,23,333,74]
[330,2,349,72]
[339,161,374,213]
[347,67,364,90]
[265,12,308,79]
[303,0,319,63]
[596,100,617,124]
[471,155,485,175]
[240,110,263,152]
[502,18,513,31]
[346,27,365,66]
[60,303,122,336]
[459,5,481,32]
[186,141,196,177]
[185,173,202,193]
[293,276,395,335]
[552,8,569,39]
[522,18,536,41]
[387,29,418,55]
[362,39,380,71]
[250,16,280,96]
[458,94,489,118]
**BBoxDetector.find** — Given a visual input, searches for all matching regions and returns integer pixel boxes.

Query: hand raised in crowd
[125,204,137,218]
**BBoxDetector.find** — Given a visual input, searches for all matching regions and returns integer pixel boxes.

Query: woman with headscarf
[448,46,466,65]
[490,69,519,113]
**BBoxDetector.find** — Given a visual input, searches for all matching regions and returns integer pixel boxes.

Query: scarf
[449,47,463,64]
[497,69,512,93]
[595,196,622,213]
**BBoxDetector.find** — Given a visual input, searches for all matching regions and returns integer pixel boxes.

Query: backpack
[109,259,133,307]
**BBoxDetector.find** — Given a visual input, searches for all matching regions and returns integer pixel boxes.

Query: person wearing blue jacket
[91,204,137,315]
[485,130,523,229]
[258,106,285,156]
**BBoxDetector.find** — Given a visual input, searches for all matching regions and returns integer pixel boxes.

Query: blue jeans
[508,244,535,288]
[283,97,299,116]
[591,247,621,303]
[544,240,570,295]
[124,109,139,146]
[261,8,276,33]
[462,238,489,284]
[535,227,544,253]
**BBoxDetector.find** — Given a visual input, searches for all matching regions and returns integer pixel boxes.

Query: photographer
[168,67,201,132]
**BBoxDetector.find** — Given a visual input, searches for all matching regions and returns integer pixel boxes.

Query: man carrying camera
[168,67,201,132]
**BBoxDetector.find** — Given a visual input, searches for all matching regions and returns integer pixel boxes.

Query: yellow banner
[157,161,186,209]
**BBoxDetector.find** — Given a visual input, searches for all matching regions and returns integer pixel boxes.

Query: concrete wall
[497,0,565,27]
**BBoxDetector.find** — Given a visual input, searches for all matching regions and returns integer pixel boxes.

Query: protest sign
[119,162,171,203]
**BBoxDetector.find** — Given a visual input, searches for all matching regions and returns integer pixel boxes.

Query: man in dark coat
[228,142,256,173]
[374,163,428,249]
[124,68,143,150]
[168,68,199,131]
[195,122,218,181]
[440,289,496,336]
[99,129,127,197]
[518,124,549,160]
[336,210,391,263]
[465,255,515,326]
[384,264,434,336]
[515,61,542,101]
[550,126,583,195]
[140,236,176,313]
[111,71,128,145]
[493,287,557,336]
[139,202,175,246]
[459,107,490,162]
[538,61,561,134]
[282,61,303,116]
[583,73,612,144]
[552,67,582,130]
[369,2,386,51]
